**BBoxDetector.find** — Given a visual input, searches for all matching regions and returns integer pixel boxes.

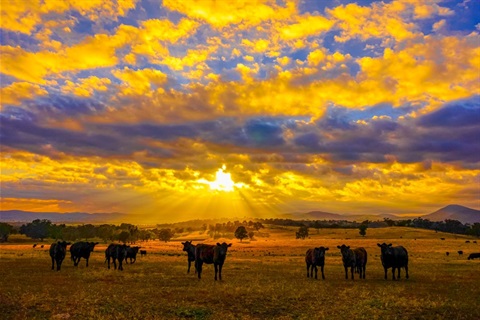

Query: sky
[1,0,479,222]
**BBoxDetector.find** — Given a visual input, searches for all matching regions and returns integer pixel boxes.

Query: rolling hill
[420,205,480,224]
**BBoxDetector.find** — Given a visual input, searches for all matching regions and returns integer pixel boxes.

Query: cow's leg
[384,267,388,280]
[351,266,354,280]
[321,265,325,280]
[107,257,111,269]
[392,267,396,280]
[197,261,202,279]
[214,263,218,281]
[188,260,191,273]
[405,265,409,279]
[362,266,366,279]
[314,265,318,279]
[113,258,117,270]
[397,267,401,279]
[57,259,62,271]
[86,258,89,267]
[119,259,123,271]
[218,263,223,281]
[306,263,310,278]
[51,257,55,270]
[344,266,348,279]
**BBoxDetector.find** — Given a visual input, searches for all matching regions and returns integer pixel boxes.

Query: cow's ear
[181,242,185,245]
[377,243,381,247]
[325,247,329,251]
[388,243,392,247]
[337,245,341,249]
[217,243,221,246]
[228,243,232,247]
[346,246,350,249]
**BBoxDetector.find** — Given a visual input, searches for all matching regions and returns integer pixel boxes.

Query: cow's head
[88,242,99,251]
[58,241,71,248]
[216,242,232,256]
[337,244,351,259]
[314,246,329,262]
[182,241,192,251]
[377,243,393,257]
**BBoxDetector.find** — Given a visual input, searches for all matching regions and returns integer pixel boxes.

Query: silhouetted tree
[158,228,174,242]
[248,231,255,240]
[359,224,368,237]
[296,226,309,239]
[117,231,130,244]
[253,222,264,231]
[0,222,14,242]
[234,226,248,242]
[19,219,52,241]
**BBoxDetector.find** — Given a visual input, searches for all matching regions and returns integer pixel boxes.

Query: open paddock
[0,227,479,319]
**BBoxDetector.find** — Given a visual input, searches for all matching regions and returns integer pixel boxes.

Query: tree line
[0,219,176,243]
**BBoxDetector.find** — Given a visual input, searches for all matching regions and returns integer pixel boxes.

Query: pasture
[1,227,479,319]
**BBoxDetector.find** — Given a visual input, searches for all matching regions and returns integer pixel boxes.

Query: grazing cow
[466,241,470,243]
[182,241,196,273]
[440,238,445,240]
[337,245,367,280]
[140,250,147,256]
[33,244,37,248]
[105,244,129,271]
[70,241,99,267]
[125,246,141,264]
[473,241,477,244]
[377,243,409,280]
[195,242,232,280]
[305,246,329,280]
[49,241,71,271]
[467,253,480,260]
[40,245,44,248]
[446,252,450,256]
[458,250,463,256]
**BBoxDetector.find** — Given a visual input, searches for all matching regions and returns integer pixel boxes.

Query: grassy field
[1,227,479,320]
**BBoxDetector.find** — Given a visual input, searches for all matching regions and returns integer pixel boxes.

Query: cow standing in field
[125,246,141,264]
[467,253,480,260]
[377,243,409,280]
[105,244,129,271]
[49,241,71,271]
[70,241,99,267]
[195,242,232,280]
[182,241,196,273]
[458,250,464,256]
[337,245,367,280]
[140,250,147,256]
[305,247,329,280]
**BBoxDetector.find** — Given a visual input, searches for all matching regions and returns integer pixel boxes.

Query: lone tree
[359,224,368,237]
[0,222,15,242]
[158,228,174,242]
[234,226,249,242]
[19,219,52,241]
[296,226,309,239]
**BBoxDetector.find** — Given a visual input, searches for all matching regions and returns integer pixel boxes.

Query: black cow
[140,250,147,256]
[125,246,141,264]
[377,243,409,280]
[458,250,464,256]
[466,241,470,243]
[182,241,196,273]
[446,252,450,256]
[33,244,37,248]
[337,245,367,280]
[195,242,232,280]
[49,241,71,271]
[467,253,480,260]
[305,246,329,280]
[105,244,129,271]
[70,241,99,267]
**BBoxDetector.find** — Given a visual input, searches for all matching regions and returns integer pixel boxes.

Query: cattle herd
[46,239,479,281]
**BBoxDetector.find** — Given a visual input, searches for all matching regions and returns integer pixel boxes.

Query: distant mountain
[282,210,402,222]
[0,210,127,224]
[420,205,480,224]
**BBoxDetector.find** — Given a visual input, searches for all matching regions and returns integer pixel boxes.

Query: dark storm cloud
[417,96,479,128]
[24,94,106,117]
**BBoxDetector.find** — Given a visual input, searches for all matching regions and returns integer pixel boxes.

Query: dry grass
[1,227,479,319]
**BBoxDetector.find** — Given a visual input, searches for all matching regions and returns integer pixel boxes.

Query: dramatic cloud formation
[1,0,479,221]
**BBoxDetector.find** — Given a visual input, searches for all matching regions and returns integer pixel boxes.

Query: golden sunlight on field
[1,227,479,319]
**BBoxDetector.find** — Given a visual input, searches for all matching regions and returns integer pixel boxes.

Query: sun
[200,165,244,192]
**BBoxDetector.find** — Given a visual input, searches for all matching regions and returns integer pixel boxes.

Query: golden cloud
[0,82,48,107]
[61,76,112,98]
